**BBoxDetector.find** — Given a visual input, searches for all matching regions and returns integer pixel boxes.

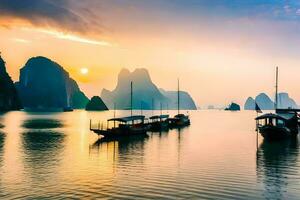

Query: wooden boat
[255,67,299,140]
[255,112,298,140]
[167,79,191,128]
[149,114,169,131]
[90,115,149,138]
[168,114,190,128]
[90,82,150,138]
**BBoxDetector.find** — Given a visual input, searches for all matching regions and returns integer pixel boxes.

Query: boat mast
[177,78,180,115]
[114,102,116,128]
[275,67,278,110]
[152,98,154,115]
[131,81,133,117]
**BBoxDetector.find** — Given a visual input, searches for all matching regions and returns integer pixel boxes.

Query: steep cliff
[244,92,298,110]
[0,55,22,111]
[101,68,197,110]
[85,96,108,111]
[15,56,89,110]
[244,97,256,110]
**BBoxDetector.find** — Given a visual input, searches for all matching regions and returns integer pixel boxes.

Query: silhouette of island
[245,92,298,110]
[15,56,89,111]
[159,88,197,110]
[101,68,197,110]
[225,102,240,111]
[0,54,22,111]
[85,96,108,111]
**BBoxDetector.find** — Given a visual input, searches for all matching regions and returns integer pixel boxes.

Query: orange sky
[1,1,300,107]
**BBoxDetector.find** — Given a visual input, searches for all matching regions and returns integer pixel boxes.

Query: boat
[255,112,298,140]
[90,115,149,138]
[167,114,190,128]
[167,79,191,128]
[255,67,299,140]
[149,114,169,131]
[90,81,149,138]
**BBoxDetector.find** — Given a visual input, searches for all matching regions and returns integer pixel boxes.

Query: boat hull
[167,118,190,128]
[258,125,297,140]
[149,121,169,132]
[91,126,148,138]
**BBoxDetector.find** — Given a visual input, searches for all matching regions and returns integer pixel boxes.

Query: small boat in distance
[167,79,191,128]
[255,67,299,140]
[90,81,149,138]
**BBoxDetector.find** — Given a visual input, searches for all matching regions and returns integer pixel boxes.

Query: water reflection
[91,135,148,154]
[257,138,299,199]
[89,135,148,164]
[0,132,5,168]
[148,130,169,139]
[0,115,4,129]
[21,117,65,181]
[22,130,65,167]
[22,119,64,129]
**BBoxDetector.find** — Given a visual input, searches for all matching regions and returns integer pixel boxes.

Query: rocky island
[225,102,240,111]
[85,96,108,111]
[15,56,89,111]
[244,92,298,110]
[0,55,22,111]
[101,68,197,110]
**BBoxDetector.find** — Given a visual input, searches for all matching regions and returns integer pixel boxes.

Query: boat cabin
[255,113,298,133]
[90,115,148,138]
[108,115,146,129]
[167,113,190,128]
[149,115,169,122]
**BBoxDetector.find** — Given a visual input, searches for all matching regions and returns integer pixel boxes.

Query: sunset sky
[1,0,300,107]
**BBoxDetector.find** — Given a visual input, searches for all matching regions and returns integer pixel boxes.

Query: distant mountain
[254,93,274,110]
[244,97,256,110]
[15,56,89,111]
[86,96,108,111]
[277,92,298,109]
[244,92,298,110]
[159,89,197,110]
[0,55,22,111]
[101,68,197,110]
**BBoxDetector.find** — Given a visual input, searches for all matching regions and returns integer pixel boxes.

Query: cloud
[34,29,112,46]
[11,38,31,44]
[0,0,99,33]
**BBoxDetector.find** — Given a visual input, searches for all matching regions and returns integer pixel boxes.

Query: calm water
[0,110,299,199]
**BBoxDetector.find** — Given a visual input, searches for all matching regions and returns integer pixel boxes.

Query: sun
[80,68,89,75]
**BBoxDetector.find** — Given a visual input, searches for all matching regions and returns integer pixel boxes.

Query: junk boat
[255,67,299,140]
[255,111,299,140]
[90,81,149,138]
[149,114,169,131]
[167,79,190,128]
[90,115,149,138]
[168,114,190,128]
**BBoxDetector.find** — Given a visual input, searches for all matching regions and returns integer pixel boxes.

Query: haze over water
[0,110,299,199]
